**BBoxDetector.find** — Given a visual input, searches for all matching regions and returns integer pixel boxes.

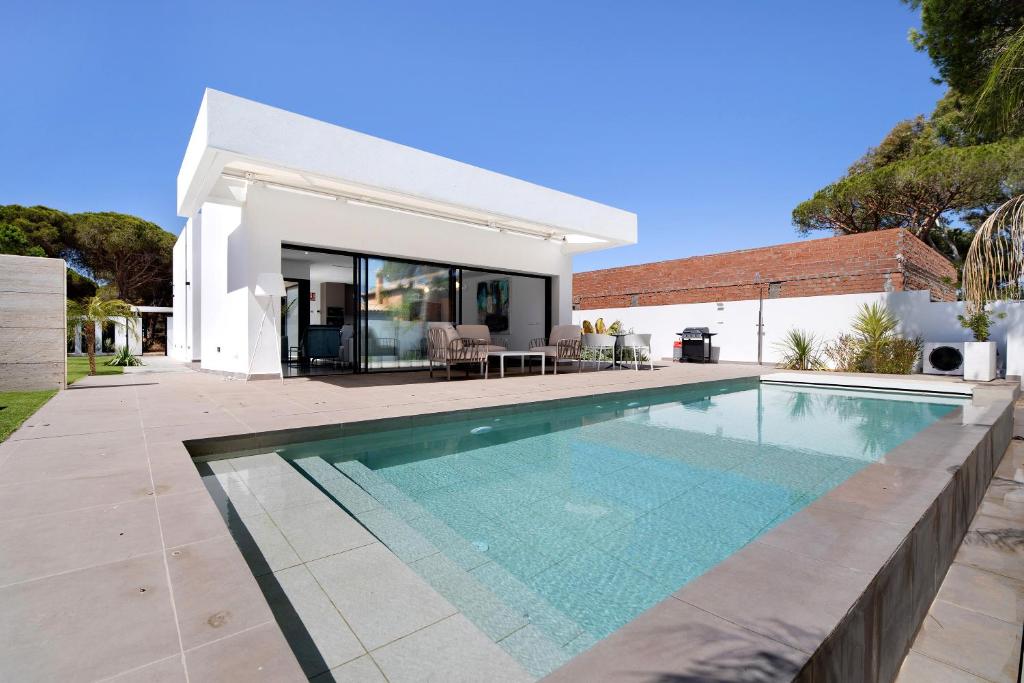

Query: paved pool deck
[897,417,1024,683]
[0,360,773,682]
[1,361,1018,682]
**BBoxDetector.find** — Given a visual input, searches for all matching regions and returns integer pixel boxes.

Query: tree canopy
[0,204,175,304]
[72,212,175,305]
[793,2,1024,267]
[793,138,1024,261]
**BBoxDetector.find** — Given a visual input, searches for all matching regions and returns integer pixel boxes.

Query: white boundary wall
[573,290,1024,382]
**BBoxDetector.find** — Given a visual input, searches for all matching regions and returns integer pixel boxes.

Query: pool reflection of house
[171,89,636,377]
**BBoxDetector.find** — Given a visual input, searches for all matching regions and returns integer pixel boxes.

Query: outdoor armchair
[529,324,582,374]
[456,324,507,353]
[427,324,488,380]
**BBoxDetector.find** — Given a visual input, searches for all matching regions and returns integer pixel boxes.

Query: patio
[0,360,1019,681]
[0,360,762,682]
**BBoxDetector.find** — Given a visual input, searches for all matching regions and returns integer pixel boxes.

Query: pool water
[278,379,960,676]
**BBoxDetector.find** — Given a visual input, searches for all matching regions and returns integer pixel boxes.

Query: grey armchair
[427,324,488,380]
[529,324,582,374]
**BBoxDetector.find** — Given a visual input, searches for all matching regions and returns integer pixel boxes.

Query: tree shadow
[588,617,817,683]
[197,465,331,679]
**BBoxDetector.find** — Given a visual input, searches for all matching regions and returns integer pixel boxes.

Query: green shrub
[775,329,826,370]
[957,306,1006,341]
[824,334,861,372]
[823,304,921,374]
[875,336,923,374]
[105,346,143,367]
[851,302,899,372]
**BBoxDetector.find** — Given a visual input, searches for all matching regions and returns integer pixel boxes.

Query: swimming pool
[274,378,961,676]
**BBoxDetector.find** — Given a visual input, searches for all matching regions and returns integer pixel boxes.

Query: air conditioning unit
[922,342,965,376]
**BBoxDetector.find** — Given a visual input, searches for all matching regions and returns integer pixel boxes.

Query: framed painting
[476,279,509,333]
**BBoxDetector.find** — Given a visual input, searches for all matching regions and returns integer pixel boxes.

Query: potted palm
[66,296,138,376]
[957,305,1004,382]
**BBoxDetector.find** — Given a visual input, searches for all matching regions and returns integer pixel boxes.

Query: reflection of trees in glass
[364,260,452,365]
[781,388,954,459]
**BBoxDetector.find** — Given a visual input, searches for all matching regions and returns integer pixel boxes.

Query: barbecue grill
[676,327,716,363]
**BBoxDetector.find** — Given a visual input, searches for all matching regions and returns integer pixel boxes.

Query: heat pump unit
[922,342,965,376]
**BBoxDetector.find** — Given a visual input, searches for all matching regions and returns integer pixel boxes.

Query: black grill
[676,327,716,363]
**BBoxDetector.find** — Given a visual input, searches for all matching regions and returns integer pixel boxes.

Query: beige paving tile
[0,466,155,521]
[156,488,230,549]
[0,438,147,483]
[309,654,386,683]
[897,651,987,682]
[150,456,207,497]
[11,412,143,439]
[166,535,276,649]
[544,596,807,682]
[956,515,1024,582]
[307,542,457,650]
[913,599,1022,682]
[937,563,1024,625]
[756,501,909,572]
[184,621,305,683]
[676,541,872,655]
[0,497,160,586]
[0,552,180,682]
[813,462,953,526]
[270,500,376,562]
[257,565,365,676]
[373,613,531,683]
[103,654,187,682]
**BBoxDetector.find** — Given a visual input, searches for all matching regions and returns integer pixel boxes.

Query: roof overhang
[177,90,637,253]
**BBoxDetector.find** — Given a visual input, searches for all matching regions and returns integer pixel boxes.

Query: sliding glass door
[359,257,456,370]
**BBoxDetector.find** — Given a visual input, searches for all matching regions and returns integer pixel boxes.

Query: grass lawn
[0,390,57,442]
[67,356,123,385]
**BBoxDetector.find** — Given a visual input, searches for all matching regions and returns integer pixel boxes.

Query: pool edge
[540,389,1018,683]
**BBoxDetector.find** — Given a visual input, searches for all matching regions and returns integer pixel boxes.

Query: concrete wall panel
[0,254,66,391]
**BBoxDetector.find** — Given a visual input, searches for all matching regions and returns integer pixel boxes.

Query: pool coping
[543,386,1019,682]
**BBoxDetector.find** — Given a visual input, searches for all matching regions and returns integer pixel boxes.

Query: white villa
[171,89,636,378]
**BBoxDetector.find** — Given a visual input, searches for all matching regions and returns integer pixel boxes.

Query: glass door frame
[281,242,552,374]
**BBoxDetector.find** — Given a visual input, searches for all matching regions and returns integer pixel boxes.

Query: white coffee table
[488,351,545,378]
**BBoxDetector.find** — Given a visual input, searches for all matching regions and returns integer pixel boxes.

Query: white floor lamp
[247,272,286,381]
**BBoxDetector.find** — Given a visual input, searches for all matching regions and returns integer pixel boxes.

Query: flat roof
[177,90,637,250]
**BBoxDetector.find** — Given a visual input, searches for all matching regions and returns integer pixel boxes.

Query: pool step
[290,455,585,676]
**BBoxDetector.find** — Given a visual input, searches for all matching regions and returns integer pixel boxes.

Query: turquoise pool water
[278,379,961,676]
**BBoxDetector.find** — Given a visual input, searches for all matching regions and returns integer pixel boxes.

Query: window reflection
[362,259,452,369]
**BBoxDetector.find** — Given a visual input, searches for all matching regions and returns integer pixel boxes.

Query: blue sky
[1,1,940,271]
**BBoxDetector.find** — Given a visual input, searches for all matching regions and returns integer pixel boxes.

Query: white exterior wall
[574,291,1024,381]
[170,217,202,362]
[219,185,574,376]
[197,202,251,374]
[461,272,548,351]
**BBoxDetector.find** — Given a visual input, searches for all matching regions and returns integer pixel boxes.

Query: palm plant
[850,302,898,372]
[774,329,826,370]
[66,296,138,376]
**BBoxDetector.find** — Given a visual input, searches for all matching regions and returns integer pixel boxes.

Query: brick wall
[573,229,957,310]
